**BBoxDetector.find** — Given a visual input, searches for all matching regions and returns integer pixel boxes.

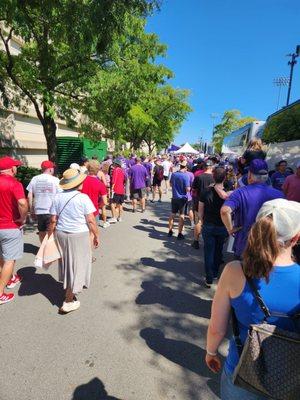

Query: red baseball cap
[0,156,22,170]
[41,160,55,169]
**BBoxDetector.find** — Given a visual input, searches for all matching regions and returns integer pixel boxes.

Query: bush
[16,166,40,191]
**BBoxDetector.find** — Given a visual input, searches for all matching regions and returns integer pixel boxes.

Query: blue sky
[146,0,300,145]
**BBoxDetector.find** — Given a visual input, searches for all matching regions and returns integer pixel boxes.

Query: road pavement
[1,195,229,400]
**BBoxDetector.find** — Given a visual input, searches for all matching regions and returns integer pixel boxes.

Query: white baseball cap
[70,163,80,171]
[256,199,300,242]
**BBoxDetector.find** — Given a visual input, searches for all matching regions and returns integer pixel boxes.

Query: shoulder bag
[34,193,80,268]
[232,277,300,400]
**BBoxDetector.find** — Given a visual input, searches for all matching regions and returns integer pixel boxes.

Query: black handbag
[232,278,300,400]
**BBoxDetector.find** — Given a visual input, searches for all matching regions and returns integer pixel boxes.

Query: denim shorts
[221,367,269,400]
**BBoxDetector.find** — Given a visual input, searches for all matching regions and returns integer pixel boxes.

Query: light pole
[286,45,300,106]
[210,113,219,137]
[273,77,290,110]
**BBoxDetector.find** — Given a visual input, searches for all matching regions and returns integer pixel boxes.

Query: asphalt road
[1,195,229,400]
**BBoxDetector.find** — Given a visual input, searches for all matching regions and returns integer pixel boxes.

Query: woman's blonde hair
[87,160,100,175]
[247,138,263,151]
[243,216,280,282]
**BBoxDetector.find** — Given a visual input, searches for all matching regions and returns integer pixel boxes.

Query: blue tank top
[225,263,300,374]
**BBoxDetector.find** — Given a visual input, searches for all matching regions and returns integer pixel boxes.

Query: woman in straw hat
[49,169,99,313]
[205,198,300,399]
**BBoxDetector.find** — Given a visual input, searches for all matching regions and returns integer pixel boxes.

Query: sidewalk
[1,195,224,400]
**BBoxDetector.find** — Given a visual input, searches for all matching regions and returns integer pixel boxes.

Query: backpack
[156,166,164,181]
[232,277,300,400]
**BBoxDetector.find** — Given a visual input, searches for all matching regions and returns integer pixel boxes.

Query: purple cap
[249,159,268,175]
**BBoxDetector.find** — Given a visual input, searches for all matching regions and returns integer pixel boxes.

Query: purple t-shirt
[129,164,148,190]
[271,171,292,191]
[127,158,136,168]
[143,162,152,177]
[186,171,194,201]
[224,183,284,257]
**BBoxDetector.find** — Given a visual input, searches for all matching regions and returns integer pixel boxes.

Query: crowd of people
[0,136,299,398]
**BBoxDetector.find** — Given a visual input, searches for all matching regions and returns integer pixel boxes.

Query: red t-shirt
[81,176,107,216]
[0,174,26,229]
[112,167,125,195]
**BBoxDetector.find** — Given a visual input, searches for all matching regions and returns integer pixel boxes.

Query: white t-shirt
[50,191,96,233]
[27,174,61,214]
[162,160,172,177]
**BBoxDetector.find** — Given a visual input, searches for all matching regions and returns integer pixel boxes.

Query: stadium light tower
[210,113,219,136]
[273,77,290,110]
[286,45,300,106]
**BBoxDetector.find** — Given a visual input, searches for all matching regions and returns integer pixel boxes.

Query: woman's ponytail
[243,216,280,282]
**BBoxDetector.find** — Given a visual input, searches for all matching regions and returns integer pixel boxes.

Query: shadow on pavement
[136,281,211,318]
[72,377,122,400]
[24,243,39,254]
[17,266,64,307]
[140,256,201,285]
[140,328,221,397]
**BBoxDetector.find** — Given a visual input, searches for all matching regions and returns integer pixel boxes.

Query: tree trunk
[42,117,57,162]
[147,142,152,154]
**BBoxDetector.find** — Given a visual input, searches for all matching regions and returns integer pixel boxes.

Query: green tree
[122,85,191,153]
[212,110,256,153]
[0,0,159,161]
[263,102,300,143]
[79,14,171,147]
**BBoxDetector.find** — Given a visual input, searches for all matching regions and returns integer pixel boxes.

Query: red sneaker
[6,274,22,289]
[0,292,15,304]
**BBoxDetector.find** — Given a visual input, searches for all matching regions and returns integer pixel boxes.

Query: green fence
[57,137,107,174]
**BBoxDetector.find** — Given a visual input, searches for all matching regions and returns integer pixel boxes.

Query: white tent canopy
[174,142,198,154]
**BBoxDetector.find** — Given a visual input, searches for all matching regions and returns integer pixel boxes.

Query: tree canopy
[0,1,191,160]
[212,110,256,153]
[263,102,300,143]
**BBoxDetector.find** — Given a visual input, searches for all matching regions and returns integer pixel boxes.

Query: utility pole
[273,77,289,110]
[286,45,300,106]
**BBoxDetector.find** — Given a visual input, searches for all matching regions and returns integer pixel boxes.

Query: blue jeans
[221,368,269,400]
[202,223,228,283]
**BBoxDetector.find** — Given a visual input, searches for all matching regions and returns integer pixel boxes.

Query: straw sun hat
[59,168,87,190]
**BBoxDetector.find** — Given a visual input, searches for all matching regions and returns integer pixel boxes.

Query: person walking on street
[184,165,194,226]
[191,160,214,249]
[49,169,99,314]
[168,161,191,240]
[221,159,284,259]
[0,156,28,305]
[27,160,60,242]
[162,155,172,194]
[110,159,126,222]
[81,160,108,226]
[151,159,164,203]
[282,160,300,202]
[199,167,228,287]
[206,199,300,399]
[128,158,148,213]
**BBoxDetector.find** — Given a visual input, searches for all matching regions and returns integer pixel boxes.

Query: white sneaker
[103,221,110,228]
[108,218,117,224]
[117,217,122,222]
[60,300,80,313]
